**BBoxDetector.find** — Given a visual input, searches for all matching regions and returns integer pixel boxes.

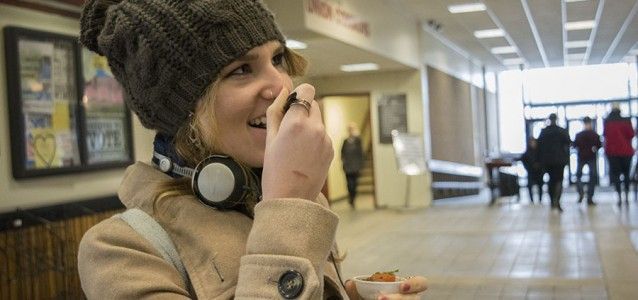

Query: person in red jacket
[603,106,634,206]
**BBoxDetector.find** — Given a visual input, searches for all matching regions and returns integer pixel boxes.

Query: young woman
[77,0,427,298]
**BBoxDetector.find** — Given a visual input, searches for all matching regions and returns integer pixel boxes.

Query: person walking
[341,122,364,208]
[537,113,571,212]
[573,117,602,205]
[520,137,543,204]
[603,106,634,206]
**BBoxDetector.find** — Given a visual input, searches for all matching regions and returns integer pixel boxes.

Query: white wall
[312,70,431,208]
[0,5,154,212]
[302,0,420,68]
[419,28,493,166]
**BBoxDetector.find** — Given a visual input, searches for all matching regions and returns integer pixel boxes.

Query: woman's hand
[261,83,334,201]
[345,276,428,300]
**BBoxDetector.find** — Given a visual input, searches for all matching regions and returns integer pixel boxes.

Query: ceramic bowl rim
[351,275,406,284]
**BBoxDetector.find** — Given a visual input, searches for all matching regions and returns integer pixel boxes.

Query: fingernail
[402,283,411,292]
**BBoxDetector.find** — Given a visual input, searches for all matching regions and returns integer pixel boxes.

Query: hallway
[333,192,638,299]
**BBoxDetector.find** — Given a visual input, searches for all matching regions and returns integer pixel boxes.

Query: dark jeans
[607,155,632,198]
[544,164,565,207]
[576,158,597,201]
[526,171,543,203]
[345,172,360,205]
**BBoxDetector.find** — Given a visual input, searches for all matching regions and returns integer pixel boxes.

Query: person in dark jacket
[573,117,602,205]
[341,122,364,208]
[603,106,634,206]
[521,138,543,204]
[537,113,571,212]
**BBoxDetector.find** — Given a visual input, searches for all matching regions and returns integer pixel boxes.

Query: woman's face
[212,41,293,167]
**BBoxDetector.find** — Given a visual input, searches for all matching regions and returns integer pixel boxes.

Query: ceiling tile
[587,0,636,64]
[483,0,544,68]
[526,0,564,67]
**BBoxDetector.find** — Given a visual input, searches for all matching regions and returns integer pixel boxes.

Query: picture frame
[377,93,407,144]
[4,26,133,179]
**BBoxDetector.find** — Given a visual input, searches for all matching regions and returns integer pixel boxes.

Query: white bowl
[352,275,405,300]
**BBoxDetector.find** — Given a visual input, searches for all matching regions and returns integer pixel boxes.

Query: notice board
[391,131,426,176]
[377,94,407,144]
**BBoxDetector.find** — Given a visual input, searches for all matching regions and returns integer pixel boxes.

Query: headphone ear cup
[191,156,248,209]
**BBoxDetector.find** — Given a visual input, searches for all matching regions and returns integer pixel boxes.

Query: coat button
[278,270,304,299]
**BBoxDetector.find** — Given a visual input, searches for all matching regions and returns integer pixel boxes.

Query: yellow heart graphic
[33,133,57,168]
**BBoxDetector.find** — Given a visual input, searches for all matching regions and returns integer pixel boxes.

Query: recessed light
[565,20,596,31]
[502,58,525,65]
[491,46,517,54]
[474,29,504,39]
[565,40,589,48]
[340,63,379,72]
[286,39,307,50]
[448,3,486,14]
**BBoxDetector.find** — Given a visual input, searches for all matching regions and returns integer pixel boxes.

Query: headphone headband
[152,151,194,178]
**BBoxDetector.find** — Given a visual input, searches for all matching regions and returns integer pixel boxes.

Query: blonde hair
[152,47,307,214]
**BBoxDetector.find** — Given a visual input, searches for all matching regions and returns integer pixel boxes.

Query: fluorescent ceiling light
[448,3,486,13]
[286,39,307,50]
[565,20,596,31]
[565,40,589,48]
[502,58,525,65]
[474,29,504,39]
[340,63,379,72]
[491,46,517,54]
[565,0,589,3]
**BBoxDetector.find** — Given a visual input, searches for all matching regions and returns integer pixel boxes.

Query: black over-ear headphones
[153,151,261,209]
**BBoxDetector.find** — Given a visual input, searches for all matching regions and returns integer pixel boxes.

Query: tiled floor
[331,190,638,299]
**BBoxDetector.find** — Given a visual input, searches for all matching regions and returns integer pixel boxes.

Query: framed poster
[4,27,133,179]
[377,94,407,144]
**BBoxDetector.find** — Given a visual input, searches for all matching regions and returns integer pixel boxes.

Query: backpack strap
[115,208,191,291]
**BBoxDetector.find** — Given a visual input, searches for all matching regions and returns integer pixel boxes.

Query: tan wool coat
[78,162,348,299]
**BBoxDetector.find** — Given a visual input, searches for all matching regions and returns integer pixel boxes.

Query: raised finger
[287,83,315,116]
[266,86,289,144]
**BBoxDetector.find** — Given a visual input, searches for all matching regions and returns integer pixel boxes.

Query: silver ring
[289,99,311,115]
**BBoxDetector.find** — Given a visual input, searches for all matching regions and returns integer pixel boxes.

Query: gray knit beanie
[80,0,285,135]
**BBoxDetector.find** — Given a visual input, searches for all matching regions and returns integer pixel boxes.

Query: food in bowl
[366,269,399,282]
[352,270,405,300]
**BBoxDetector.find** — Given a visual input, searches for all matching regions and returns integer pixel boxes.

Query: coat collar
[118,162,173,212]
